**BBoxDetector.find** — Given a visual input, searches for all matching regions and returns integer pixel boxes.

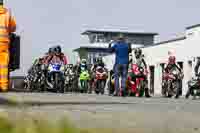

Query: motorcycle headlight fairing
[60,65,65,71]
[48,65,52,71]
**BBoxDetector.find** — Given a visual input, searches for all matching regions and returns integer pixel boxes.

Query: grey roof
[186,24,200,30]
[82,29,158,36]
[141,36,186,48]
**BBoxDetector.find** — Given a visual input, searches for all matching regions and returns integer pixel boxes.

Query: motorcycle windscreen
[96,67,104,73]
[49,64,62,72]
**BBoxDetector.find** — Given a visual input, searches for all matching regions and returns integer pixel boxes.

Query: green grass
[0,113,120,133]
[0,115,79,133]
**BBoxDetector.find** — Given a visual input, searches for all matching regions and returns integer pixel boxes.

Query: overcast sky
[6,0,200,75]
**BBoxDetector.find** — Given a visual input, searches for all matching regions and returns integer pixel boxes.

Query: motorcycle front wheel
[138,80,145,97]
[80,80,88,93]
[96,80,105,95]
[55,73,65,93]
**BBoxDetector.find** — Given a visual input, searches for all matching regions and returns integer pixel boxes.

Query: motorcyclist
[77,58,90,93]
[77,59,89,74]
[26,57,45,90]
[45,45,68,65]
[164,56,182,74]
[194,57,200,77]
[164,55,183,98]
[28,58,44,74]
[186,57,200,98]
[91,57,106,72]
[43,47,55,63]
[130,48,151,97]
[90,57,107,94]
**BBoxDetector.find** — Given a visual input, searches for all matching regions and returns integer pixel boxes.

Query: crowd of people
[24,34,200,99]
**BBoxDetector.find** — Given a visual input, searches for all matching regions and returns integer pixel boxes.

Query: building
[73,29,158,64]
[142,24,200,96]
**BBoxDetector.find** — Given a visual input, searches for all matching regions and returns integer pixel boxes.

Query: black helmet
[135,48,142,54]
[54,45,62,54]
[48,47,54,53]
[134,48,142,58]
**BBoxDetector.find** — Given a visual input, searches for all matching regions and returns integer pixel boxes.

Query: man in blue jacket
[109,34,131,96]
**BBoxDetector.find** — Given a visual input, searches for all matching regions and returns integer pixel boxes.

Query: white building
[142,24,200,96]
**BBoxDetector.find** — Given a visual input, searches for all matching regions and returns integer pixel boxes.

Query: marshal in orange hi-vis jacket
[0,2,16,91]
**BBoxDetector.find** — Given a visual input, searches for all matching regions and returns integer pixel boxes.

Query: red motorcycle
[127,64,148,97]
[94,66,108,94]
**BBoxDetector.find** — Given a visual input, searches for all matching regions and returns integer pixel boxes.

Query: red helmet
[168,56,176,64]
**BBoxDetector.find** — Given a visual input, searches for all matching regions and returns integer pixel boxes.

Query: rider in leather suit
[91,57,106,72]
[90,57,107,93]
[164,55,183,98]
[45,45,68,65]
[194,57,200,77]
[186,57,200,98]
[77,59,88,74]
[164,56,182,74]
[130,48,151,97]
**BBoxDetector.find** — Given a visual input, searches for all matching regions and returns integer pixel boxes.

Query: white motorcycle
[45,62,66,93]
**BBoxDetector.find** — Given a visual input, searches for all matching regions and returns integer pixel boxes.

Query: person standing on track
[0,0,16,92]
[109,34,131,97]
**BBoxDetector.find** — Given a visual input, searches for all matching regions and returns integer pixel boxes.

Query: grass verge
[0,112,122,133]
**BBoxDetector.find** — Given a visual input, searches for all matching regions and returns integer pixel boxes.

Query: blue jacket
[110,41,131,65]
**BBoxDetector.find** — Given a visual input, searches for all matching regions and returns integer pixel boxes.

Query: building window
[96,34,105,43]
[88,34,96,43]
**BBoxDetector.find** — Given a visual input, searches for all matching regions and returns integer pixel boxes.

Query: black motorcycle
[28,64,46,92]
[64,64,76,92]
[186,75,200,99]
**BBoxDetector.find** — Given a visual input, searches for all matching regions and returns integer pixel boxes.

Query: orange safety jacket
[0,7,16,51]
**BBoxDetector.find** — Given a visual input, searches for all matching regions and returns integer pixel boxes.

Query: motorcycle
[24,64,46,92]
[127,64,148,97]
[162,68,183,98]
[107,70,115,95]
[24,74,33,91]
[94,66,108,95]
[186,75,200,99]
[79,67,90,93]
[107,70,129,96]
[64,65,76,92]
[45,62,66,93]
[32,68,46,92]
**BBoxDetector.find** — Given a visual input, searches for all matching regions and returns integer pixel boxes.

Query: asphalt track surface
[0,92,200,133]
